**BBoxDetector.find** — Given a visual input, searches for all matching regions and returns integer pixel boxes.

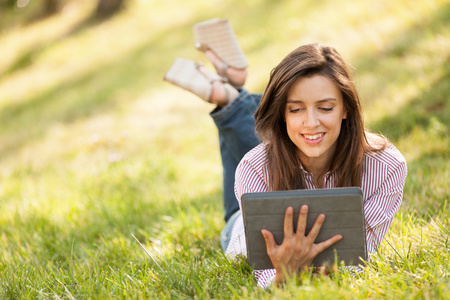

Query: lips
[301,132,325,144]
[303,133,324,140]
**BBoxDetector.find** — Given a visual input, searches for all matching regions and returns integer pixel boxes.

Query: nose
[302,109,319,128]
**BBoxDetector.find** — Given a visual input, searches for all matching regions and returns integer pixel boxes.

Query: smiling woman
[164,19,407,289]
[285,75,347,186]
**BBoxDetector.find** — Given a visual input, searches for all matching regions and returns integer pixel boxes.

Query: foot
[198,65,239,108]
[164,58,238,108]
[205,50,248,88]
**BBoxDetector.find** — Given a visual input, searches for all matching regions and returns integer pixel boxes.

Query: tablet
[241,187,367,270]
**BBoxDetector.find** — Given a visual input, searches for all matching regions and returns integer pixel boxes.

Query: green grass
[0,0,449,298]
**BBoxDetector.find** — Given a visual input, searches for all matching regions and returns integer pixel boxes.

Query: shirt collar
[298,161,334,177]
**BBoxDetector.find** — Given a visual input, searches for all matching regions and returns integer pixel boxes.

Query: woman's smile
[302,132,325,143]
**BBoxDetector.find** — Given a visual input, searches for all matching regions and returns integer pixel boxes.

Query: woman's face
[284,74,347,168]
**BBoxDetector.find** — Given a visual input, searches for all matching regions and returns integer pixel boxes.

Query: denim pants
[210,89,261,250]
[210,89,261,222]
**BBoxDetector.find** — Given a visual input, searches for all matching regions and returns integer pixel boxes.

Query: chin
[299,151,321,159]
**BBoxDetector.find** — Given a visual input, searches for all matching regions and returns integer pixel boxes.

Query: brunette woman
[164,19,407,288]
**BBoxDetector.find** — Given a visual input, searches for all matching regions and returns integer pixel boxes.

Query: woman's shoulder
[362,134,407,196]
[241,142,268,163]
[364,133,406,169]
[235,143,271,194]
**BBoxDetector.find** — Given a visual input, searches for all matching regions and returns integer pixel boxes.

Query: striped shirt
[225,141,407,288]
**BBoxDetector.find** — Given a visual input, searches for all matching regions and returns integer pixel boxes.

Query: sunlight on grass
[0,0,449,298]
[0,1,95,72]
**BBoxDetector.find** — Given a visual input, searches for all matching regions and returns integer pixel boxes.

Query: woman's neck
[299,154,331,188]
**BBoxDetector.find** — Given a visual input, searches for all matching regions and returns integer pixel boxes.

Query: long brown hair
[254,44,385,190]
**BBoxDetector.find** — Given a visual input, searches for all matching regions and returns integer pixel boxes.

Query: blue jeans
[210,89,261,223]
[219,210,242,251]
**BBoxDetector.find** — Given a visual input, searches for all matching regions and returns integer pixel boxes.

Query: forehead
[287,75,342,102]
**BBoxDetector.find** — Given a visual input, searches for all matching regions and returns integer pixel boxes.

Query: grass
[0,0,449,298]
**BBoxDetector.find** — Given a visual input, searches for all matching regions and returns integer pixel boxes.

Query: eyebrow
[286,98,337,103]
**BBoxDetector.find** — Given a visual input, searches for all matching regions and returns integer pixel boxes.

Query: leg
[165,17,256,222]
[164,59,255,221]
[211,89,262,222]
[164,58,238,107]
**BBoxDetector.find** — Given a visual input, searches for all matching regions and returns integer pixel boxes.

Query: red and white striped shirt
[225,142,407,288]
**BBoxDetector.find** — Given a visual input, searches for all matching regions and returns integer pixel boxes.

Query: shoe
[204,50,248,88]
[193,18,248,86]
[164,58,236,106]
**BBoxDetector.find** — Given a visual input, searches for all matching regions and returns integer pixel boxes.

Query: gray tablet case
[241,187,367,270]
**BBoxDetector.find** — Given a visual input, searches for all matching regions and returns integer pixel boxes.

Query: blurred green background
[0,0,449,298]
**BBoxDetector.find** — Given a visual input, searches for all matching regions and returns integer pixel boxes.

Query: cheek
[285,118,305,147]
[315,116,341,137]
[284,118,296,142]
[328,117,344,134]
[285,117,299,134]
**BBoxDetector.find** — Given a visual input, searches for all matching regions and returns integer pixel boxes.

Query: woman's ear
[343,108,347,120]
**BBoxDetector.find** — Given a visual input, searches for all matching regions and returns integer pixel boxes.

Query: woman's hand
[261,205,342,285]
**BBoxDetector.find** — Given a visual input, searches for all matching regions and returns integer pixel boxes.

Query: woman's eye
[319,107,334,112]
[289,108,303,113]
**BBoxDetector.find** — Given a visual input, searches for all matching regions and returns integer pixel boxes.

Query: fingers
[283,207,294,238]
[316,234,343,252]
[303,211,342,254]
[296,205,308,235]
[261,229,277,254]
[306,213,326,241]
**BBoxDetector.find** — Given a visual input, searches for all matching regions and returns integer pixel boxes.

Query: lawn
[0,0,449,298]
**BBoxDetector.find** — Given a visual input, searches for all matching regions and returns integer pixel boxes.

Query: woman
[164,19,407,288]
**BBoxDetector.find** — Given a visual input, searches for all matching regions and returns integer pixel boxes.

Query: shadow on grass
[367,68,449,142]
[401,150,449,217]
[1,5,98,79]
[353,4,450,109]
[0,2,129,78]
[0,18,195,162]
[354,4,449,70]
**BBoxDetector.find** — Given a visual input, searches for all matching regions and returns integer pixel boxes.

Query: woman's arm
[363,148,407,254]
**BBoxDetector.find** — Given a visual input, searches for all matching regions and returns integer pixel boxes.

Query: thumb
[261,229,277,254]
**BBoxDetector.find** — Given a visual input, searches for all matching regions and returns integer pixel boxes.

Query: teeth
[303,133,324,140]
